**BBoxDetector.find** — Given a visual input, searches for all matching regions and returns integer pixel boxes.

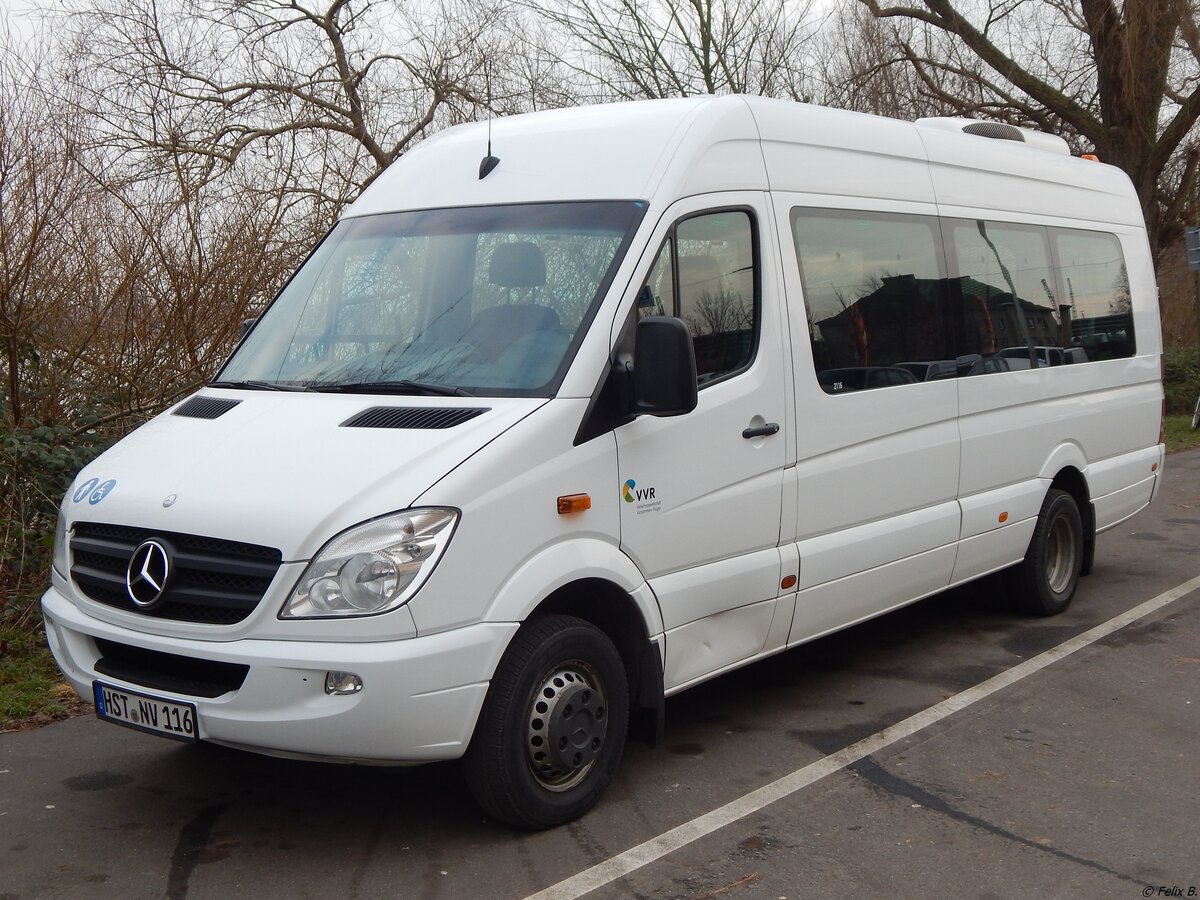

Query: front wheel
[463,615,629,829]
[1006,488,1084,616]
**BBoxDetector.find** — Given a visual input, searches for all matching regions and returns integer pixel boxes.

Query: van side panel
[753,105,936,204]
[919,133,1144,228]
[956,363,1161,495]
[663,598,777,688]
[1089,451,1161,532]
[411,398,629,635]
[788,545,959,648]
[772,143,1160,627]
[950,519,1039,586]
[950,478,1047,583]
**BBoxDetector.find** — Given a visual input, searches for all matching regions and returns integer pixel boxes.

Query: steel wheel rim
[1045,513,1076,595]
[525,661,608,792]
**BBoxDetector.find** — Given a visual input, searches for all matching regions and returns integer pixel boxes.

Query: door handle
[742,423,780,439]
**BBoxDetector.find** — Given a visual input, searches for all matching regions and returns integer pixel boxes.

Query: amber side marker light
[998,512,1009,524]
[1080,153,1100,161]
[557,493,592,514]
[781,575,797,590]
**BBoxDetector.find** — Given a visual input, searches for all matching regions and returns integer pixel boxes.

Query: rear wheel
[463,615,629,829]
[1007,488,1084,616]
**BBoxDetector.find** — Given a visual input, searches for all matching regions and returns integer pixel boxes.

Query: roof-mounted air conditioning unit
[916,117,1070,155]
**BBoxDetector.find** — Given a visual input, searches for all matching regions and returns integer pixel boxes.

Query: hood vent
[341,406,489,430]
[174,396,241,420]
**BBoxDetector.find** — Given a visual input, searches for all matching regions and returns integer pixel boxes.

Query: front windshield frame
[215,200,648,398]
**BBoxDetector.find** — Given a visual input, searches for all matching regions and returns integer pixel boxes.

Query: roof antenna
[479,64,500,180]
[479,122,499,179]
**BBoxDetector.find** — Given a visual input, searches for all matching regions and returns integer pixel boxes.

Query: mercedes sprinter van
[43,96,1164,828]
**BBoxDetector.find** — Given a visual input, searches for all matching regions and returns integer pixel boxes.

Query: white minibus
[43,96,1164,828]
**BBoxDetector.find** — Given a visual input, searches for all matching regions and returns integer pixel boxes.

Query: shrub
[1163,346,1200,415]
[0,414,106,629]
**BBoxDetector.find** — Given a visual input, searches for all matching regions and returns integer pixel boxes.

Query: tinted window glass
[791,210,948,393]
[790,208,1134,391]
[637,210,757,385]
[638,239,674,318]
[1053,230,1135,361]
[946,220,1060,370]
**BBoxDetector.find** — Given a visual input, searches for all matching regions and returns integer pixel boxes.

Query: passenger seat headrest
[489,242,547,288]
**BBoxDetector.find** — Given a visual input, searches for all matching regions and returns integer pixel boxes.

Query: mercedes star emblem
[126,539,172,608]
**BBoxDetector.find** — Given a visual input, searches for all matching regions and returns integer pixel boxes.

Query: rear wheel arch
[1049,466,1095,575]
[1007,486,1085,616]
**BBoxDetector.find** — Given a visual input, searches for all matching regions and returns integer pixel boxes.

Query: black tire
[1006,488,1084,616]
[463,615,629,829]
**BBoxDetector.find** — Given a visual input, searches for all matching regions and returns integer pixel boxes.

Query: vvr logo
[622,479,655,503]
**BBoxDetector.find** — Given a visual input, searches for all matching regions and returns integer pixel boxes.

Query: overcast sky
[2,0,59,42]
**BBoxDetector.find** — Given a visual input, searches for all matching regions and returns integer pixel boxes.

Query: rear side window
[790,206,1135,392]
[1052,230,1135,361]
[638,210,758,385]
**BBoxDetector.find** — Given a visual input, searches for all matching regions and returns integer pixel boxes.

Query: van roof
[347,96,1142,228]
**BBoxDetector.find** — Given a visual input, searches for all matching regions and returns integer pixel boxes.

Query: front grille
[70,522,283,625]
[94,638,249,698]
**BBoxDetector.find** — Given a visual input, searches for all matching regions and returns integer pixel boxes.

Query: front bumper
[42,585,516,763]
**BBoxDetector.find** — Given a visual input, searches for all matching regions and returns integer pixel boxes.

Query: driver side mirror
[632,316,698,417]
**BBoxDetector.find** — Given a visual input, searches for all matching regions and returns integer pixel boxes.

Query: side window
[637,239,673,319]
[790,209,945,393]
[790,209,1133,392]
[637,210,758,385]
[946,220,1059,373]
[1052,230,1134,361]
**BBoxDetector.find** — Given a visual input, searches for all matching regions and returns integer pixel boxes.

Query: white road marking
[527,574,1200,900]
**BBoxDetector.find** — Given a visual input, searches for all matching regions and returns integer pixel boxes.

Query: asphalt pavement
[3,451,1199,900]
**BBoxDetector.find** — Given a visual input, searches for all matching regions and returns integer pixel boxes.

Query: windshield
[217,201,646,396]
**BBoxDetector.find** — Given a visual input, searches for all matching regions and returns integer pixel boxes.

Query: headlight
[51,494,70,578]
[281,508,458,618]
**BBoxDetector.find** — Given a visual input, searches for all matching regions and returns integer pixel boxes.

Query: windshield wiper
[209,380,310,392]
[310,380,474,397]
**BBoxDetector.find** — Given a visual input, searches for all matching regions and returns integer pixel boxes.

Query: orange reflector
[1080,153,1100,161]
[998,512,1008,524]
[1152,462,1158,472]
[781,575,797,590]
[557,493,591,514]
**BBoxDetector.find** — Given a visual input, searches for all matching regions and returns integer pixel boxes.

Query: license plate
[92,681,198,743]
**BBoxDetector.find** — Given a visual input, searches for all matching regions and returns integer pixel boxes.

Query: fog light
[325,671,363,695]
